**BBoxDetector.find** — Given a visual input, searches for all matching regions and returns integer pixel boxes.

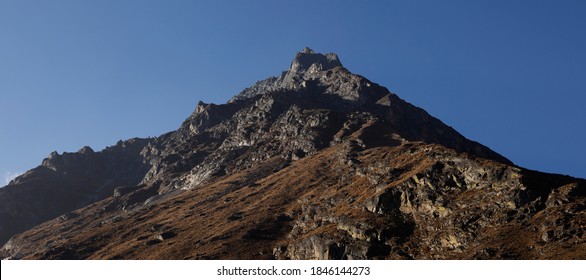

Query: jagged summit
[77,146,94,154]
[300,47,314,54]
[229,47,345,103]
[288,47,342,74]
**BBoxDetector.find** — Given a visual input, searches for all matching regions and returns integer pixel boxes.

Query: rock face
[0,139,151,246]
[1,48,584,259]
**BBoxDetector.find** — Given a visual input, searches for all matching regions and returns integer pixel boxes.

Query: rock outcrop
[0,138,151,245]
[1,48,583,259]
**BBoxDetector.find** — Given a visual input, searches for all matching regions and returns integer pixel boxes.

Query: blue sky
[1,0,585,183]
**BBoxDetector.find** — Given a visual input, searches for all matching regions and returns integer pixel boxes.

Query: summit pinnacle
[288,48,342,74]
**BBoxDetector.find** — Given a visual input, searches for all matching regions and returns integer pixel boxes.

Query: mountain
[1,48,584,259]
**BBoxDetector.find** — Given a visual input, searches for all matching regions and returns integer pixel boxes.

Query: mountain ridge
[1,48,584,259]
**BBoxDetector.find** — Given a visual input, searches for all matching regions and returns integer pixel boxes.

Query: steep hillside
[1,48,583,259]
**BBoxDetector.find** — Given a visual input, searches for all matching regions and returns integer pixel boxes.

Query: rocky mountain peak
[288,47,342,75]
[300,47,314,54]
[229,48,347,103]
[2,49,584,260]
[77,146,94,154]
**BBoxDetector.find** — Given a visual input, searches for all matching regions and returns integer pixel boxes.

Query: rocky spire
[229,48,344,103]
[288,47,342,74]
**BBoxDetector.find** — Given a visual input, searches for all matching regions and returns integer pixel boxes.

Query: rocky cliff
[0,139,151,245]
[1,48,584,259]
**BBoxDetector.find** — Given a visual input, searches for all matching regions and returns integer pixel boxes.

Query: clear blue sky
[1,0,585,184]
